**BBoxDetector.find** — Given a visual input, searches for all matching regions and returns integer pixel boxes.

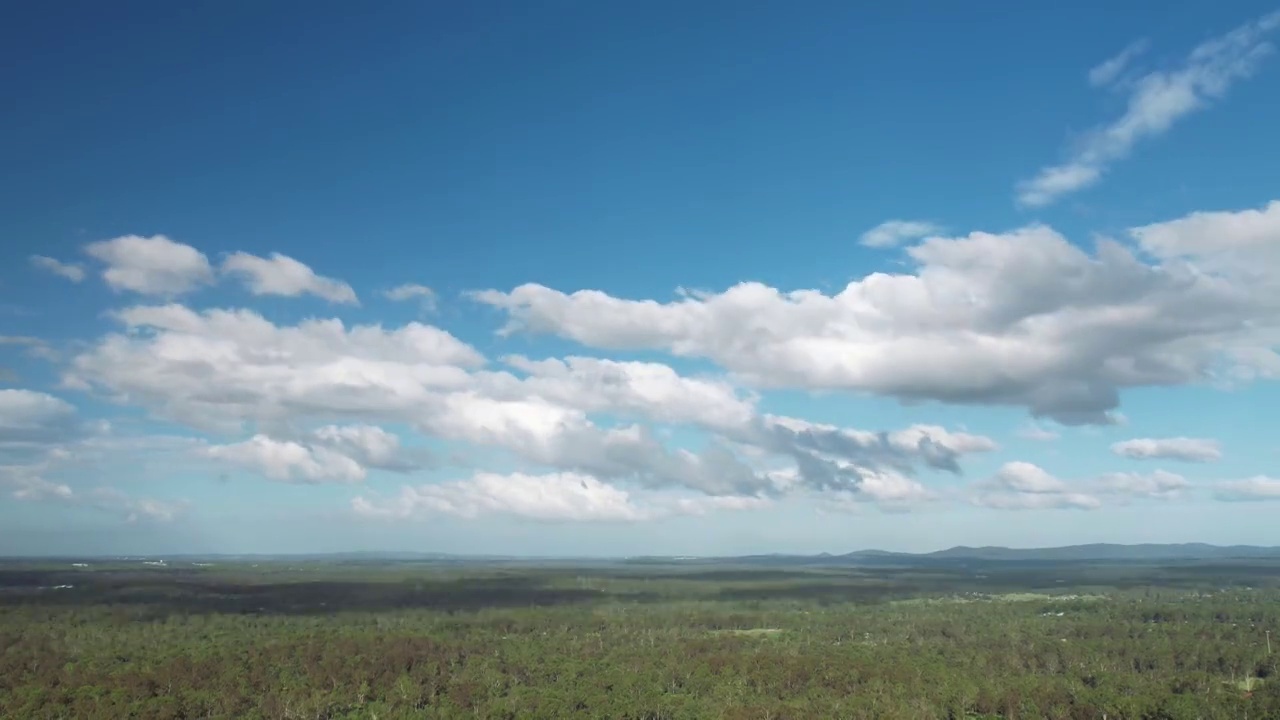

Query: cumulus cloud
[311,424,421,471]
[1018,12,1280,207]
[974,462,1196,510]
[201,424,422,483]
[859,220,943,248]
[833,469,937,510]
[993,461,1068,494]
[62,300,992,506]
[0,390,83,448]
[1111,437,1222,462]
[84,235,215,295]
[1214,476,1280,501]
[52,231,1274,522]
[29,255,85,282]
[1131,199,1280,292]
[747,416,996,484]
[474,203,1280,424]
[494,355,756,431]
[64,303,483,432]
[416,397,773,496]
[974,461,1100,510]
[352,471,769,522]
[202,434,368,483]
[221,251,359,304]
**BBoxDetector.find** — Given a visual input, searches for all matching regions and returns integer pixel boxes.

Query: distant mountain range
[840,543,1280,562]
[8,543,1280,564]
[634,543,1280,567]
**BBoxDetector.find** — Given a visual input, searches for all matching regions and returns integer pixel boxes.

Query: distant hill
[839,543,1280,563]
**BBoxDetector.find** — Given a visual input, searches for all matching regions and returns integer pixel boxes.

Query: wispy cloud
[1088,38,1150,88]
[383,283,437,312]
[1214,476,1280,501]
[859,220,943,248]
[30,255,85,283]
[1111,437,1222,463]
[0,335,58,361]
[1017,422,1059,442]
[1017,11,1280,207]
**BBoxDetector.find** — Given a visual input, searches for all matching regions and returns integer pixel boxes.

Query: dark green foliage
[1,558,1277,718]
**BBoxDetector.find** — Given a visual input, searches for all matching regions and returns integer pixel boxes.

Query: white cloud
[84,235,215,295]
[1111,437,1222,462]
[859,220,943,248]
[474,206,1280,424]
[384,284,437,312]
[65,304,483,432]
[0,418,198,525]
[353,472,652,522]
[993,461,1067,494]
[974,461,1100,510]
[417,398,774,497]
[1088,38,1150,88]
[0,390,81,446]
[662,493,772,517]
[843,469,936,508]
[976,462,1195,510]
[1130,199,1280,284]
[1,462,184,523]
[311,424,419,471]
[1214,476,1280,501]
[751,415,996,481]
[64,301,990,502]
[1018,11,1280,207]
[352,471,767,522]
[977,491,1101,511]
[59,232,1271,522]
[887,424,999,455]
[1095,469,1190,499]
[495,355,756,431]
[221,251,359,304]
[200,424,420,484]
[202,434,366,483]
[29,255,85,282]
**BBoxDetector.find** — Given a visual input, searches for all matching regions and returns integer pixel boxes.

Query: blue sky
[2,1,1279,556]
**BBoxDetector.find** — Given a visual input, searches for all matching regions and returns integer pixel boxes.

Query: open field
[2,555,1279,718]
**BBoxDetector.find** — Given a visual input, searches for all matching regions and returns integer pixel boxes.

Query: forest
[1,555,1278,719]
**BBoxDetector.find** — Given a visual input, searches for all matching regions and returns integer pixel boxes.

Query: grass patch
[1229,677,1265,692]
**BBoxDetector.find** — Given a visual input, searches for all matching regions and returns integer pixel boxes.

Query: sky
[2,1,1279,557]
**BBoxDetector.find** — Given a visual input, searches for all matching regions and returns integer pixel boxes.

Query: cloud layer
[476,201,1280,425]
[11,196,1276,525]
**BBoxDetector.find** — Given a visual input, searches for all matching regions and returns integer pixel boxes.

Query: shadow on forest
[0,569,644,616]
[3,558,1278,617]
